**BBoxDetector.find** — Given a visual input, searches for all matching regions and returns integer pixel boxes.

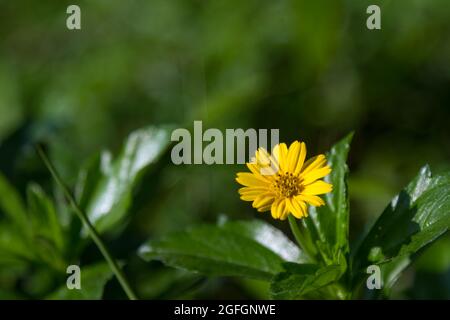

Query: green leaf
[415,235,450,273]
[217,219,306,263]
[138,222,289,280]
[137,267,205,299]
[47,263,114,300]
[304,133,353,262]
[270,262,345,299]
[27,184,67,271]
[0,172,29,231]
[27,183,64,252]
[0,174,35,262]
[0,222,35,263]
[75,153,102,211]
[85,126,172,234]
[352,166,450,294]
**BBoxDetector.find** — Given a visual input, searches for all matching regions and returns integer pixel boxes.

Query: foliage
[1,125,449,299]
[139,134,450,299]
[1,0,450,300]
[0,126,170,299]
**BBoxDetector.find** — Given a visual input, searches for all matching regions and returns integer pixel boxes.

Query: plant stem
[288,215,316,263]
[36,145,138,300]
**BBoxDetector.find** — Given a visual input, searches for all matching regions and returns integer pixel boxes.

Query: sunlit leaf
[85,126,172,234]
[352,166,450,295]
[217,219,305,263]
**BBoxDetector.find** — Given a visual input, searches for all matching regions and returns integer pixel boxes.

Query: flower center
[273,173,303,198]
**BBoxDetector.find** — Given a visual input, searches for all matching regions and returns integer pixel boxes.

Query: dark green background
[0,0,449,299]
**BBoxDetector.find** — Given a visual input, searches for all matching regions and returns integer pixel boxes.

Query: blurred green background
[0,0,449,299]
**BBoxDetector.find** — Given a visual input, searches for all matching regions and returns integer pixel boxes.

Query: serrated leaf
[47,263,114,300]
[85,126,172,234]
[352,165,450,294]
[270,262,344,299]
[138,223,287,280]
[304,133,353,262]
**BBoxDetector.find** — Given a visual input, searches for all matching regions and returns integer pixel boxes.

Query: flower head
[236,141,332,220]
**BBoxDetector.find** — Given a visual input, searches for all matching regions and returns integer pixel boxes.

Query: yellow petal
[296,194,325,207]
[257,204,272,212]
[302,181,333,195]
[239,186,268,195]
[301,201,309,217]
[236,172,269,187]
[301,154,327,175]
[272,143,288,172]
[252,194,275,209]
[255,148,279,177]
[277,199,288,220]
[271,198,288,220]
[246,162,273,182]
[287,197,307,219]
[270,199,281,219]
[255,148,271,166]
[286,141,301,173]
[301,166,332,185]
[239,186,269,201]
[279,212,289,220]
[240,194,256,201]
[293,142,307,175]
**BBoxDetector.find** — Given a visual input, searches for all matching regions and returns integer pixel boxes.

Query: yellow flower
[236,141,332,220]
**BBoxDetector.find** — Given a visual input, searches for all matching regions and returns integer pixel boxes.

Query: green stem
[36,145,138,300]
[288,215,316,263]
